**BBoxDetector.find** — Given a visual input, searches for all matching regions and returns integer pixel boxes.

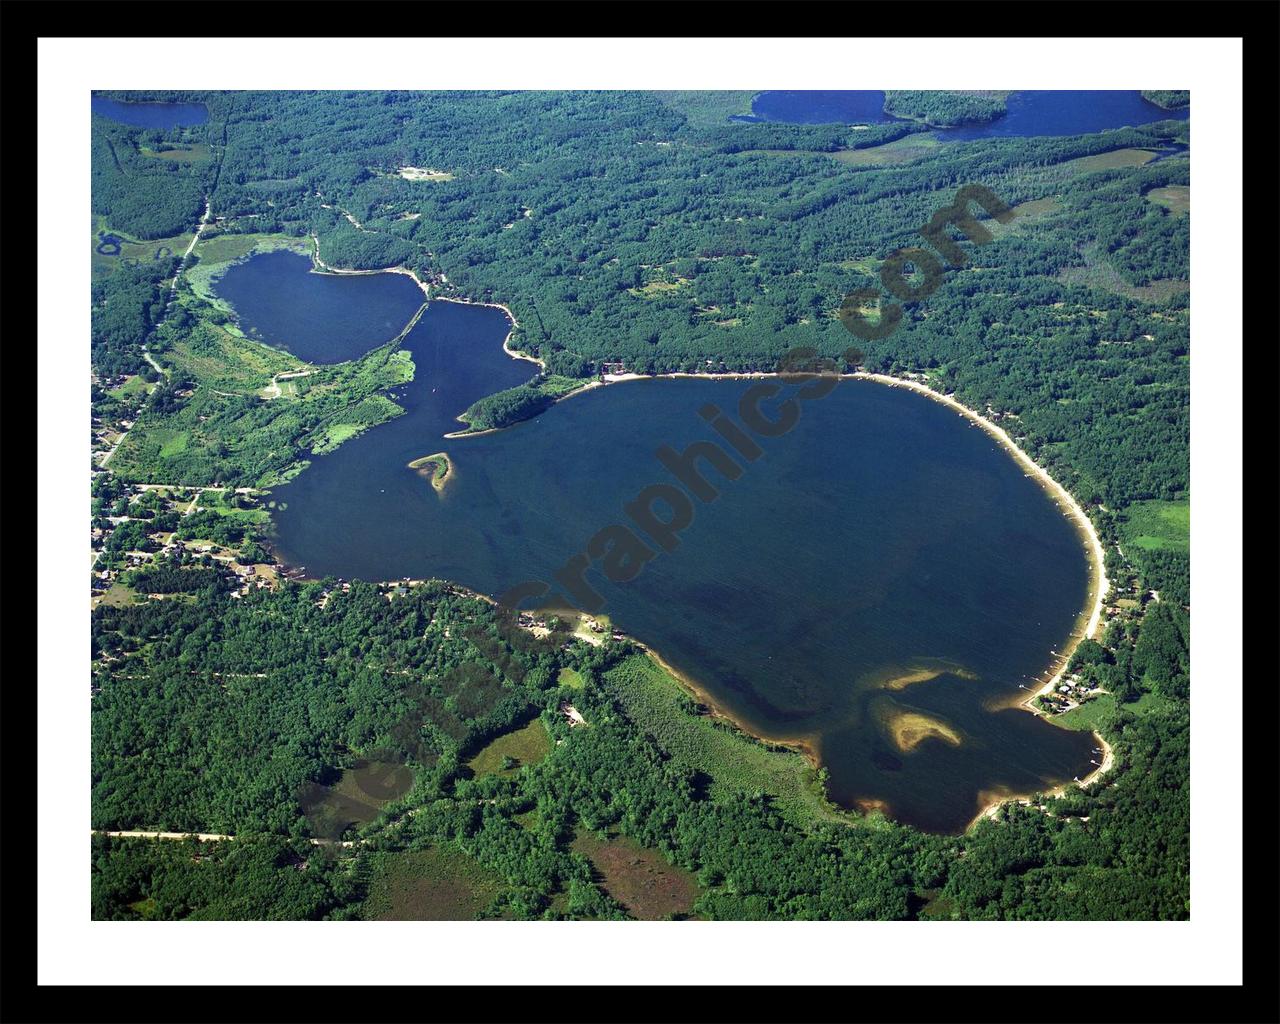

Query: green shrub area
[1141,90,1190,110]
[599,654,846,827]
[110,344,414,487]
[92,834,356,921]
[91,571,1189,920]
[456,375,583,431]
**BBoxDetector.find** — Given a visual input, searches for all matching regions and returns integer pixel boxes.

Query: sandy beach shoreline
[971,730,1115,829]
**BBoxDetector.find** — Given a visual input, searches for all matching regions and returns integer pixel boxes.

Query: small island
[407,452,453,492]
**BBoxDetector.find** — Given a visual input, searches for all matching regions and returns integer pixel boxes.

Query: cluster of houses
[91,484,280,605]
[1038,673,1103,715]
[513,611,626,646]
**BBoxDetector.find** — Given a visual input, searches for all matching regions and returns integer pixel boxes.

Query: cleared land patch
[652,90,757,126]
[1059,148,1159,174]
[557,667,586,691]
[829,134,942,167]
[1051,690,1168,732]
[466,718,552,778]
[361,847,503,920]
[1147,185,1189,216]
[1119,499,1189,553]
[398,166,454,182]
[571,829,698,920]
[139,142,212,163]
[1058,262,1189,304]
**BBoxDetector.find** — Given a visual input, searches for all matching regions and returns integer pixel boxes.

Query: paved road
[92,830,356,848]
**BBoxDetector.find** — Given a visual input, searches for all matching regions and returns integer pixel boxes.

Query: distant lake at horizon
[264,284,1100,833]
[212,251,425,363]
[736,90,1189,139]
[91,96,210,129]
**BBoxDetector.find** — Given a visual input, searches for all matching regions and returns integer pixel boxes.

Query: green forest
[882,90,1010,126]
[92,570,1188,920]
[90,90,1190,920]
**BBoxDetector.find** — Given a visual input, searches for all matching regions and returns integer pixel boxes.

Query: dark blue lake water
[738,90,1189,139]
[91,96,210,128]
[267,297,1098,833]
[211,251,426,363]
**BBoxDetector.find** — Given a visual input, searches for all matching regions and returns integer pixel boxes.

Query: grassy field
[94,582,138,609]
[652,90,757,126]
[139,142,212,163]
[571,829,699,920]
[600,654,856,828]
[1051,690,1168,732]
[1119,499,1190,553]
[198,489,272,525]
[735,135,942,169]
[1059,148,1160,174]
[360,846,503,920]
[113,342,415,488]
[557,667,585,690]
[987,196,1062,241]
[466,718,552,778]
[629,278,688,299]
[107,375,156,400]
[829,134,943,167]
[308,395,407,454]
[1147,185,1190,216]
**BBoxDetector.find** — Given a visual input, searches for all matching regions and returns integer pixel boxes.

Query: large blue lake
[265,287,1099,833]
[737,90,1189,138]
[91,96,210,128]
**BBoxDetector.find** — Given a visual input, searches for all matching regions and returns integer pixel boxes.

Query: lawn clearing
[557,667,586,691]
[652,90,757,126]
[829,134,942,167]
[95,582,139,609]
[1119,499,1189,553]
[466,718,552,778]
[1050,690,1168,732]
[139,142,212,163]
[1147,185,1189,216]
[108,375,156,400]
[1059,148,1160,174]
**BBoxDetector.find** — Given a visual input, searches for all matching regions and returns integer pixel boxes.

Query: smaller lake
[734,91,899,125]
[212,251,426,363]
[737,90,1189,139]
[91,96,210,128]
